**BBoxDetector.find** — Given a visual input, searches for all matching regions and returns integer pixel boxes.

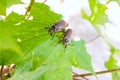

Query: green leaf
[22,39,72,80]
[67,40,95,74]
[0,0,22,15]
[91,4,108,25]
[5,12,25,23]
[30,3,62,25]
[25,40,57,70]
[42,60,72,80]
[81,9,89,20]
[0,21,22,65]
[9,65,55,80]
[41,44,72,80]
[0,2,96,80]
[0,49,21,65]
[88,0,96,14]
[2,3,65,79]
[89,3,108,25]
[9,41,72,80]
[2,2,62,52]
[105,55,118,69]
[10,3,62,52]
[83,0,108,25]
[0,28,16,50]
[0,1,62,66]
[114,49,120,57]
[105,55,120,80]
[112,72,120,80]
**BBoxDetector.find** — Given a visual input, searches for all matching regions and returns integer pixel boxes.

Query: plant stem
[87,35,100,43]
[73,72,88,80]
[25,0,35,17]
[73,68,120,77]
[42,0,47,4]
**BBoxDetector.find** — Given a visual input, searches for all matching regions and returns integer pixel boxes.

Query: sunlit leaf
[105,55,120,80]
[0,0,22,15]
[5,12,25,23]
[0,21,22,65]
[67,40,95,74]
[9,65,54,80]
[91,4,108,25]
[9,40,72,80]
[41,44,72,80]
[88,0,96,14]
[0,1,98,80]
[11,3,62,52]
[105,55,118,69]
[83,0,108,25]
[30,3,62,25]
[114,49,120,57]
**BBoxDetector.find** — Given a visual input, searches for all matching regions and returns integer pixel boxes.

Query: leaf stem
[42,0,47,4]
[24,0,35,17]
[73,68,120,77]
[73,72,88,80]
[87,35,100,43]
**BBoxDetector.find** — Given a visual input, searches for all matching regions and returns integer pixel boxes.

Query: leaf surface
[0,0,22,15]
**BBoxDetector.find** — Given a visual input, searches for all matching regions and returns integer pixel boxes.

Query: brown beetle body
[49,20,68,36]
[62,29,72,48]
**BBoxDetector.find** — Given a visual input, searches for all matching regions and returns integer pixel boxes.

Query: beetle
[48,20,68,36]
[62,29,72,48]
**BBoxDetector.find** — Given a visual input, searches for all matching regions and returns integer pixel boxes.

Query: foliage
[81,0,120,80]
[82,0,108,26]
[0,1,95,80]
[105,55,120,80]
[0,0,22,15]
[0,0,120,80]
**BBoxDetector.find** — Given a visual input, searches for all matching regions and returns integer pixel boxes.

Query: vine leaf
[67,40,95,75]
[9,65,55,80]
[41,44,72,80]
[8,39,94,80]
[90,4,108,25]
[88,0,96,14]
[0,21,22,65]
[9,40,72,80]
[0,2,95,80]
[82,0,108,25]
[15,3,62,52]
[5,12,25,23]
[114,50,120,57]
[3,3,62,52]
[0,2,62,66]
[105,55,120,80]
[0,0,22,15]
[30,3,62,25]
